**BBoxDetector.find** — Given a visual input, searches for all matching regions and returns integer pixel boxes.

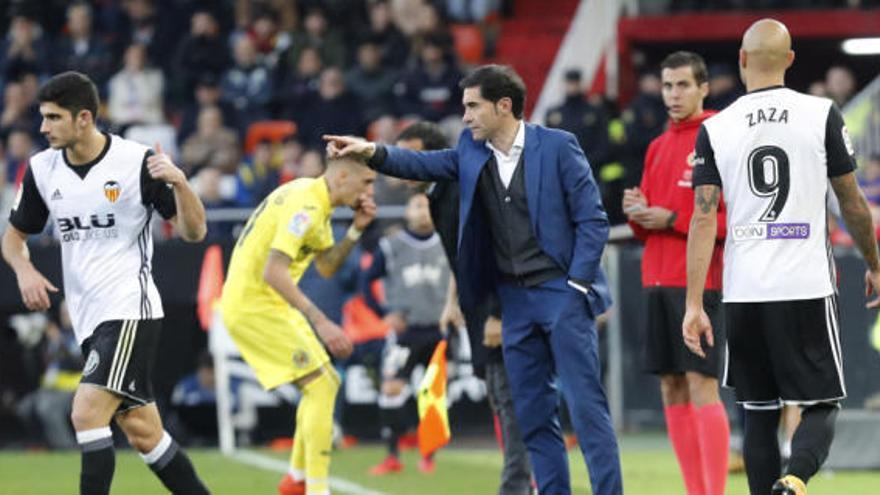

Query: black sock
[787,403,838,483]
[142,432,210,495]
[78,427,115,495]
[380,405,406,458]
[744,407,782,495]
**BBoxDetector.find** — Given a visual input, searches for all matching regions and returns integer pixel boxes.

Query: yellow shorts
[221,305,329,390]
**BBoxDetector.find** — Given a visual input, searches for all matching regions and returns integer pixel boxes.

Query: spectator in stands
[279,135,306,183]
[362,0,410,68]
[394,32,463,122]
[299,149,328,179]
[296,67,364,149]
[107,43,165,130]
[0,80,41,142]
[623,71,667,154]
[222,35,273,136]
[808,80,827,97]
[446,0,500,22]
[171,9,230,105]
[117,0,178,73]
[0,14,51,83]
[194,166,241,241]
[236,139,279,206]
[171,351,221,407]
[619,70,667,208]
[281,45,324,120]
[825,65,857,108]
[4,127,33,186]
[705,63,742,111]
[15,301,81,450]
[346,36,400,123]
[177,73,237,147]
[51,2,112,92]
[181,106,241,176]
[0,138,14,233]
[391,0,433,38]
[243,7,292,74]
[545,68,611,175]
[287,6,346,75]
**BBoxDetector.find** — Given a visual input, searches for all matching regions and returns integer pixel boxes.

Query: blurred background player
[362,189,451,475]
[220,153,377,495]
[623,51,729,495]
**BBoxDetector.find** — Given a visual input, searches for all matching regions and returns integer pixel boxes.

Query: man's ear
[77,109,92,128]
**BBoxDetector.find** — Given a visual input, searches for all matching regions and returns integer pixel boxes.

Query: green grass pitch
[1,434,877,494]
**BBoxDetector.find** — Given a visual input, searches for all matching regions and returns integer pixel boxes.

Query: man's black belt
[499,268,565,287]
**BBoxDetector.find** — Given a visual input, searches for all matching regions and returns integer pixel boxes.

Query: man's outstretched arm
[324,134,460,182]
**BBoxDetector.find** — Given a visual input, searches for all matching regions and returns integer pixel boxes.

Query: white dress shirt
[485,120,525,189]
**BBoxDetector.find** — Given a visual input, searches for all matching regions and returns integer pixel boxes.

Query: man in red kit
[623,51,729,495]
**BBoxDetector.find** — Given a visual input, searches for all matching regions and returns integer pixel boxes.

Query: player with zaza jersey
[220,154,376,495]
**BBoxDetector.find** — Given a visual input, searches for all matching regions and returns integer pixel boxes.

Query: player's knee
[659,374,689,405]
[70,400,105,430]
[70,407,92,431]
[686,372,720,406]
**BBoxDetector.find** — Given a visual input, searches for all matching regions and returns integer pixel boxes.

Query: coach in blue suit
[326,65,622,495]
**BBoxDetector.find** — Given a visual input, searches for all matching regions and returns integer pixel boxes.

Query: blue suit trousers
[498,277,622,495]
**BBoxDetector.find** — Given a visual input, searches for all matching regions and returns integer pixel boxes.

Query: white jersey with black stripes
[11,134,177,344]
[693,87,857,302]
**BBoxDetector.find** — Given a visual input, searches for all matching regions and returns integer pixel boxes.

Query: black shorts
[382,324,443,381]
[80,319,162,412]
[723,296,845,409]
[642,287,724,378]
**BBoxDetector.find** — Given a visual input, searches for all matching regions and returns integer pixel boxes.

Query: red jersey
[630,111,725,289]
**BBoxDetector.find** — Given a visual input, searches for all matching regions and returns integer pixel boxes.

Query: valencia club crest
[104,181,121,203]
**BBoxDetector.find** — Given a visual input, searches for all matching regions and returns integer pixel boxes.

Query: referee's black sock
[787,402,839,483]
[77,426,115,495]
[744,407,782,495]
[141,431,210,495]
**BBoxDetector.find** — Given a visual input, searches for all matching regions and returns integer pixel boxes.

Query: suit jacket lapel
[523,123,541,234]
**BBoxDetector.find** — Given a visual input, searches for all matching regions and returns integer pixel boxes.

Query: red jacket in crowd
[630,111,725,290]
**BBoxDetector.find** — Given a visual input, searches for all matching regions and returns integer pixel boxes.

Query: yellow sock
[298,367,340,495]
[289,401,305,481]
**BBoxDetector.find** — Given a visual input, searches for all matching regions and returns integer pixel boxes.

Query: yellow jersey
[221,177,334,312]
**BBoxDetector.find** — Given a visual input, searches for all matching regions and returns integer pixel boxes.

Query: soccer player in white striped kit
[683,20,880,495]
[2,72,210,494]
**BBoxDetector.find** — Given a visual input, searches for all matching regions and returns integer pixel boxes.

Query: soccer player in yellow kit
[220,154,377,495]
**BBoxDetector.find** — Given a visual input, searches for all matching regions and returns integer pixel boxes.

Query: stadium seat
[244,120,298,155]
[450,24,484,65]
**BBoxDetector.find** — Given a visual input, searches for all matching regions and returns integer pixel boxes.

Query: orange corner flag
[197,244,224,331]
[417,340,450,457]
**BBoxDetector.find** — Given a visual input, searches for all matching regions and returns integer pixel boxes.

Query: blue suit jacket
[374,123,613,316]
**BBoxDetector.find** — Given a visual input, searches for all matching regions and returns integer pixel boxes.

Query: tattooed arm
[682,184,721,357]
[686,185,721,307]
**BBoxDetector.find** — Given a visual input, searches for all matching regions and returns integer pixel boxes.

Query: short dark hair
[396,121,449,151]
[37,71,99,122]
[459,64,527,119]
[660,51,708,85]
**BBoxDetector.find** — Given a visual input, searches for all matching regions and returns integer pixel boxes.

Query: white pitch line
[231,450,389,495]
